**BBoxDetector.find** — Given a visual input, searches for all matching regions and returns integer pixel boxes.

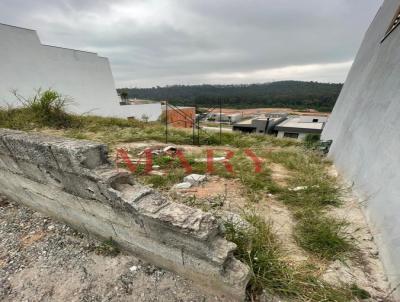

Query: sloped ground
[116,142,393,301]
[0,196,215,302]
[0,100,395,301]
[0,140,394,302]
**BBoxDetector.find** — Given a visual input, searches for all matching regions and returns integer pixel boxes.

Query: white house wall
[0,23,127,118]
[322,0,400,297]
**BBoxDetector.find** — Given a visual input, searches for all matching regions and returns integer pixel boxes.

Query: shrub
[304,134,321,145]
[26,89,73,127]
[3,89,73,128]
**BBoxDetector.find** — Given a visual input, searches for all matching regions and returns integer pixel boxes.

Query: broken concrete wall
[322,0,400,298]
[0,129,250,301]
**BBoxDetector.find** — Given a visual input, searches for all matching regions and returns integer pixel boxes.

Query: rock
[218,211,253,232]
[289,186,308,192]
[144,265,157,275]
[129,265,138,272]
[32,212,45,218]
[149,171,164,176]
[172,182,193,190]
[163,146,177,153]
[183,174,207,186]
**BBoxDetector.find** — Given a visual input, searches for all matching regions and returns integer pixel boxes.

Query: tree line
[118,81,343,112]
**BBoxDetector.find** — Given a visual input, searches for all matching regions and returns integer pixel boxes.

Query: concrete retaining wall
[322,0,400,297]
[0,129,250,301]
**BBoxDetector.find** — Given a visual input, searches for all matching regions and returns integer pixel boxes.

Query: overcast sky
[0,0,383,87]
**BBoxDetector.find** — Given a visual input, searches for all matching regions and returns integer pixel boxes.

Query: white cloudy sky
[0,0,383,87]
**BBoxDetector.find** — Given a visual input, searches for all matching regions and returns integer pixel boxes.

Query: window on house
[382,6,400,42]
[312,118,319,123]
[283,132,299,139]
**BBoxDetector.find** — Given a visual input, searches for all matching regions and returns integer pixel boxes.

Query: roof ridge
[0,22,99,56]
[0,22,36,32]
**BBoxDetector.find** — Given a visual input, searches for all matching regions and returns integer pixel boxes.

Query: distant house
[207,113,242,124]
[119,98,155,105]
[275,116,327,140]
[233,113,287,134]
[164,106,196,128]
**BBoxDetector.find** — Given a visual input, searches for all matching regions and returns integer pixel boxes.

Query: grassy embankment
[0,90,368,301]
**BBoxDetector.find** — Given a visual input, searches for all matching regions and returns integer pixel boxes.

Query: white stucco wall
[0,23,133,118]
[322,0,400,296]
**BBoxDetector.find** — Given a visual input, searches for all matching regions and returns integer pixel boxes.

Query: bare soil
[0,196,218,302]
[146,142,393,301]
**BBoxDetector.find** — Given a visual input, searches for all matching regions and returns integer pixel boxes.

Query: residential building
[233,114,287,134]
[275,115,327,140]
[207,113,242,124]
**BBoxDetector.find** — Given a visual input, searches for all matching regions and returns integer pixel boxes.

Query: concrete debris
[151,150,163,155]
[183,174,207,186]
[289,186,308,192]
[163,146,177,154]
[0,129,250,301]
[172,182,193,190]
[218,211,252,232]
[195,157,226,163]
[138,147,161,156]
[172,174,208,191]
[137,145,178,157]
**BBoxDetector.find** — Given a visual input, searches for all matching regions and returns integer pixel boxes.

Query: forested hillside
[119,81,342,112]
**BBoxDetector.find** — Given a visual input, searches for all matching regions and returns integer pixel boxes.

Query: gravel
[0,195,217,302]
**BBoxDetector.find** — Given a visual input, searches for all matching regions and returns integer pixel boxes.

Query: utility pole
[219,99,222,144]
[192,104,196,145]
[198,107,201,146]
[165,100,168,144]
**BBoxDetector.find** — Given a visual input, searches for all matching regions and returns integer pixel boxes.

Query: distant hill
[118,81,343,112]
